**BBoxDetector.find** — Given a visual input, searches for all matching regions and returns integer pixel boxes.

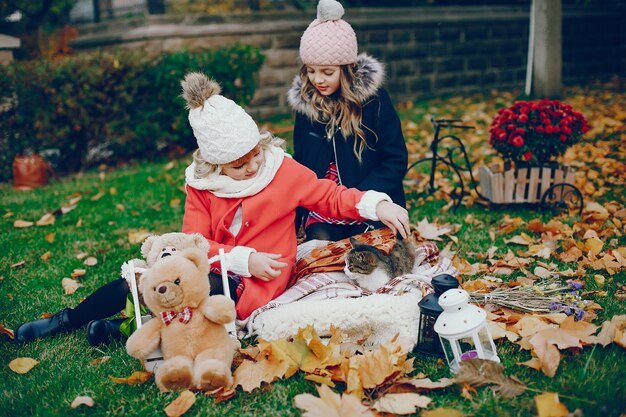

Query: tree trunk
[532,0,562,98]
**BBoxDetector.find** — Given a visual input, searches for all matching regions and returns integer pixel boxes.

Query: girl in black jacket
[288,0,408,242]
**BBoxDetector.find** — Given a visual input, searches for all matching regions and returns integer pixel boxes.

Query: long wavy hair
[192,132,286,179]
[299,64,375,162]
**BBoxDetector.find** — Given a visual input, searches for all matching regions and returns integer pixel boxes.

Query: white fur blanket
[238,240,457,349]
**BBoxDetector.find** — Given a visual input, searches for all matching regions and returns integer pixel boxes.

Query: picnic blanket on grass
[238,229,457,349]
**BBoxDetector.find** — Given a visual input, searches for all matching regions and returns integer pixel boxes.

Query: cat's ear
[349,237,361,248]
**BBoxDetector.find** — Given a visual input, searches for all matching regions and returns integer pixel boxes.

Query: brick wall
[72,5,625,119]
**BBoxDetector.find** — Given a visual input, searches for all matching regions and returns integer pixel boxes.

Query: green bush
[0,44,265,182]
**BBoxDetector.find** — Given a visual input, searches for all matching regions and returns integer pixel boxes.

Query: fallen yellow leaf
[426,409,464,417]
[36,213,55,226]
[9,357,39,374]
[164,390,196,417]
[371,392,431,414]
[90,191,105,201]
[71,269,86,278]
[128,229,151,244]
[70,395,94,408]
[13,220,34,228]
[90,356,111,365]
[535,392,569,417]
[293,384,375,417]
[84,257,98,266]
[585,237,604,256]
[0,323,14,339]
[62,278,82,295]
[109,371,152,385]
[304,374,336,387]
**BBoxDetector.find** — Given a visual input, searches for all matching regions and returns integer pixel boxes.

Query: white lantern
[434,288,499,373]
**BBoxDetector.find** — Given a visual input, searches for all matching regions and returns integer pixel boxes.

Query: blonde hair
[193,131,286,179]
[299,64,375,161]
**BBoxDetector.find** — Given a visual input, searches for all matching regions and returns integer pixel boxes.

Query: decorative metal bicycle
[405,117,584,215]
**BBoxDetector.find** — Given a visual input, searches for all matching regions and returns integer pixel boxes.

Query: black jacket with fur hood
[288,54,408,229]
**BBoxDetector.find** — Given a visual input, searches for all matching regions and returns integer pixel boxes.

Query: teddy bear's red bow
[160,307,193,326]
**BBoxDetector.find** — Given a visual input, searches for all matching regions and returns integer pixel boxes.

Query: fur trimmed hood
[287,53,385,118]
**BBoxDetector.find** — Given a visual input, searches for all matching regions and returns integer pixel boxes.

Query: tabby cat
[343,237,417,291]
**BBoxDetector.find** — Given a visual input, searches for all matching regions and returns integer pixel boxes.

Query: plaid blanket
[239,229,457,343]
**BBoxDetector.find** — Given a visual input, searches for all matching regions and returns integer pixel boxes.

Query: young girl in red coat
[14,72,410,342]
[288,0,409,242]
[180,73,409,320]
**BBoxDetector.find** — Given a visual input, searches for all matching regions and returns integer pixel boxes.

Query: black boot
[14,309,74,343]
[86,318,125,346]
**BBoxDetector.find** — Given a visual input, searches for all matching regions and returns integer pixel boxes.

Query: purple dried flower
[575,309,585,321]
[549,302,560,310]
[567,280,583,290]
[565,306,572,315]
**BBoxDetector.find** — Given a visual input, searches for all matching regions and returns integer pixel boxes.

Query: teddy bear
[123,232,211,306]
[125,247,238,393]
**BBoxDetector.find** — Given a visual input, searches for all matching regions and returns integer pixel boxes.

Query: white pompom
[317,0,345,22]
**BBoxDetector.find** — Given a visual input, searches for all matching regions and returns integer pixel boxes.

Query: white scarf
[185,145,286,198]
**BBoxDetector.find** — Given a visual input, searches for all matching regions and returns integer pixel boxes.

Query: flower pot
[478,164,576,204]
[12,154,50,190]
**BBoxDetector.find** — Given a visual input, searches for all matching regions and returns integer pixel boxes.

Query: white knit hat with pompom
[181,72,260,165]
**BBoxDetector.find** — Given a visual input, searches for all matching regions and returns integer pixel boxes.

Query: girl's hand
[249,252,287,281]
[376,201,410,239]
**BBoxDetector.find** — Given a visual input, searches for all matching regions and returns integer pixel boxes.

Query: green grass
[1,85,625,416]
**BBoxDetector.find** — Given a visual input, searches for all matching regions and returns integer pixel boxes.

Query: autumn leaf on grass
[527,316,598,377]
[62,278,82,295]
[504,233,536,245]
[488,321,520,343]
[207,387,237,403]
[90,190,105,201]
[109,371,152,385]
[233,350,292,392]
[596,315,626,347]
[90,356,111,365]
[371,392,431,414]
[453,359,526,399]
[422,408,464,417]
[14,220,34,228]
[9,357,39,374]
[164,390,196,417]
[305,374,336,387]
[340,342,413,400]
[293,384,374,417]
[71,269,86,279]
[393,376,454,391]
[535,392,569,417]
[35,212,56,226]
[83,257,98,266]
[70,396,94,409]
[414,218,454,241]
[128,229,151,244]
[0,323,14,339]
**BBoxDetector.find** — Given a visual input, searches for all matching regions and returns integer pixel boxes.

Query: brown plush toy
[124,232,211,306]
[126,247,238,393]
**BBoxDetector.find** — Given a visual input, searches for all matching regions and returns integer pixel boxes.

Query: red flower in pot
[489,99,590,164]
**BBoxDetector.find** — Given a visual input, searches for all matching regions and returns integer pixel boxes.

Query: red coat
[182,157,366,319]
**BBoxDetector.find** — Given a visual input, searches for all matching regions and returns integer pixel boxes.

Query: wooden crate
[479,165,576,204]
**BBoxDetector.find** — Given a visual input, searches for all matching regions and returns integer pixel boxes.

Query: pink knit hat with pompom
[299,0,357,66]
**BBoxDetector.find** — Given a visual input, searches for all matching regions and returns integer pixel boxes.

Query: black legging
[304,222,372,242]
[66,274,238,328]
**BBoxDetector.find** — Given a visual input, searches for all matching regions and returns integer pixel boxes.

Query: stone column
[532,0,562,97]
